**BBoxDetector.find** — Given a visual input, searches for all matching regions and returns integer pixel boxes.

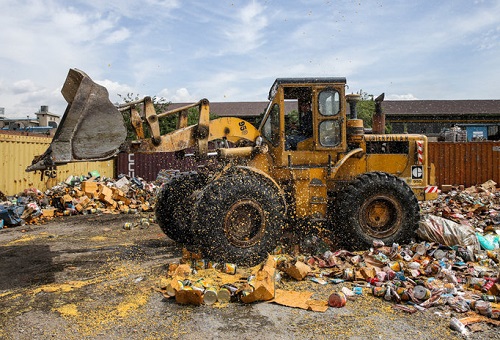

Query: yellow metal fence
[0,132,115,196]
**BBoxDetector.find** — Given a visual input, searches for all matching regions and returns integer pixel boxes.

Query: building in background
[0,106,60,135]
[382,100,500,141]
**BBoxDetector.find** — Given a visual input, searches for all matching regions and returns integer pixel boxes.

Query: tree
[356,91,375,129]
[117,94,217,139]
[355,91,391,133]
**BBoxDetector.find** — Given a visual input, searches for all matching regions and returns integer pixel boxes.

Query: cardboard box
[81,181,99,198]
[98,184,113,198]
[60,194,73,204]
[42,208,57,217]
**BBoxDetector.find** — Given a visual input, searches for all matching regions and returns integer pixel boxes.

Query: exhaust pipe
[346,93,361,119]
[372,93,385,134]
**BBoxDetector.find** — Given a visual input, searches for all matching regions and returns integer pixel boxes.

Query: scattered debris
[1,176,499,335]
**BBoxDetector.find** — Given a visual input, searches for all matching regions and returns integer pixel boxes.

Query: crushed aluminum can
[352,286,363,295]
[372,286,387,297]
[310,277,328,285]
[220,263,237,275]
[195,278,210,288]
[217,287,232,303]
[474,300,492,317]
[376,271,387,282]
[396,287,410,301]
[389,261,404,272]
[482,294,498,303]
[383,267,396,280]
[203,287,218,305]
[329,278,345,284]
[192,259,208,271]
[413,285,432,301]
[450,317,468,335]
[482,280,495,293]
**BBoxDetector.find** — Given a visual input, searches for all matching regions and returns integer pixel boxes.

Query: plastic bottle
[450,317,468,335]
[482,294,498,303]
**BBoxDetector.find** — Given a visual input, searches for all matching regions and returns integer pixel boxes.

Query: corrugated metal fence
[0,132,115,196]
[1,133,499,195]
[428,141,500,187]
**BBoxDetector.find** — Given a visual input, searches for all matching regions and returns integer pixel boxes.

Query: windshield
[258,96,275,131]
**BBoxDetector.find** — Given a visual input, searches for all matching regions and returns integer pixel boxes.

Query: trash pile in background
[0,171,164,227]
[419,179,500,252]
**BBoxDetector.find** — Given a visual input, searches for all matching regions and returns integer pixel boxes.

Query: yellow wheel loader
[27,69,438,265]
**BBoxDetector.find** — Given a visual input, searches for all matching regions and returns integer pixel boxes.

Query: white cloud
[157,87,196,103]
[11,80,41,95]
[102,27,131,44]
[387,94,419,101]
[221,1,268,54]
[96,79,135,105]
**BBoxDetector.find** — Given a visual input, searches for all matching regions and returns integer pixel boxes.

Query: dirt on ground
[0,213,497,340]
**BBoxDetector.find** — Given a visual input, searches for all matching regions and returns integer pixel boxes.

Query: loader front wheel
[331,172,420,249]
[155,171,208,244]
[193,173,285,266]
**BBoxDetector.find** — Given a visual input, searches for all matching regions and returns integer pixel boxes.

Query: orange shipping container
[428,141,500,187]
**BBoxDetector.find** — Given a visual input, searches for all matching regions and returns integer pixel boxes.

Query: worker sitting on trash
[286,99,313,150]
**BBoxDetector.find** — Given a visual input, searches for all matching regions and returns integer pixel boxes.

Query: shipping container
[0,131,114,196]
[428,141,500,187]
[115,151,217,182]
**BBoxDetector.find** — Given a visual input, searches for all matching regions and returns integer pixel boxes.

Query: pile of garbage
[1,171,499,333]
[157,179,499,335]
[0,171,164,228]
[160,237,499,335]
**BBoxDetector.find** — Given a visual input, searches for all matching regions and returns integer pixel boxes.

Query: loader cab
[259,77,347,167]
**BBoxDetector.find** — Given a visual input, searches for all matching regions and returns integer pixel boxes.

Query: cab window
[261,103,280,147]
[319,89,340,116]
[319,120,341,147]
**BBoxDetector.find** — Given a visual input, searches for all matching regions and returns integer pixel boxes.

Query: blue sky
[1,0,499,118]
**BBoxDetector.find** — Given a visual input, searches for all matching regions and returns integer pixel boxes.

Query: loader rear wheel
[155,171,208,244]
[192,173,285,266]
[331,172,420,249]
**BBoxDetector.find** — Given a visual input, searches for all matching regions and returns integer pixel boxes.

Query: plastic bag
[0,204,25,226]
[417,214,480,254]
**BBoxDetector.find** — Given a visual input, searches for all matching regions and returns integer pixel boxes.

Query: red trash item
[328,292,347,308]
[482,280,495,293]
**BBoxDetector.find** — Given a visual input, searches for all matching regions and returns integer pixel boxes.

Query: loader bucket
[26,69,127,172]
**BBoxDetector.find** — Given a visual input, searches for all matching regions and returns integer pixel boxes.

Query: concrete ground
[0,213,496,339]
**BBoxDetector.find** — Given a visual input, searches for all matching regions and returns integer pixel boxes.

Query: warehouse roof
[167,100,500,118]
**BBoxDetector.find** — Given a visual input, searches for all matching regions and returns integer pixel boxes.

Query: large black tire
[331,172,420,250]
[155,171,208,244]
[192,172,286,266]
